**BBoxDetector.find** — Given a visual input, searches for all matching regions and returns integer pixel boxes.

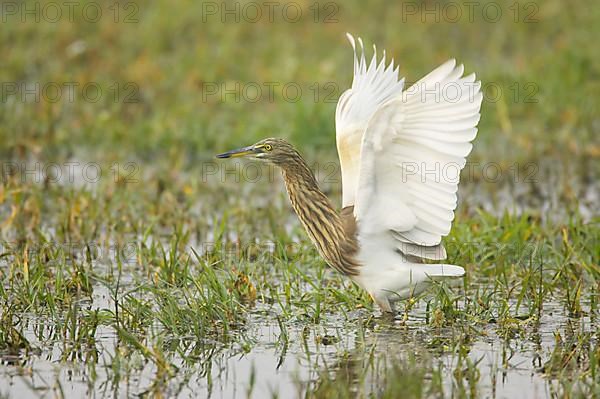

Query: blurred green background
[1,0,598,210]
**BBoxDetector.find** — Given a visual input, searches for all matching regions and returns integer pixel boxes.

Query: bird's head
[216,138,297,165]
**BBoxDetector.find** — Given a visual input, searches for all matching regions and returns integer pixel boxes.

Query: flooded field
[1,180,597,398]
[2,282,599,398]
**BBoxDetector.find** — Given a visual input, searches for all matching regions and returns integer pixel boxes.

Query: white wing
[335,34,405,207]
[354,59,483,259]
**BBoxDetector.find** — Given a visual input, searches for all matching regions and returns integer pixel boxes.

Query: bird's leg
[370,293,393,313]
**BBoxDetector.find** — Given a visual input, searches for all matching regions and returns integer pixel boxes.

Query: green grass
[1,0,599,397]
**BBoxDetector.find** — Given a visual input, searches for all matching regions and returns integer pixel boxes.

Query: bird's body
[217,34,482,312]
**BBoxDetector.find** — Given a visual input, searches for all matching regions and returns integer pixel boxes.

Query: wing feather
[335,34,405,207]
[354,59,483,258]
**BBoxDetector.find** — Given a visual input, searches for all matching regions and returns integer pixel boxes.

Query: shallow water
[1,270,595,398]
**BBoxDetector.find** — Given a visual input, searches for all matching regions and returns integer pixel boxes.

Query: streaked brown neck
[279,153,360,276]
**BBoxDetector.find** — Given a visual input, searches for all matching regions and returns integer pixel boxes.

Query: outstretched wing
[335,34,405,208]
[354,59,483,260]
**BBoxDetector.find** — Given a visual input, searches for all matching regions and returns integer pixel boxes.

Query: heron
[217,34,483,312]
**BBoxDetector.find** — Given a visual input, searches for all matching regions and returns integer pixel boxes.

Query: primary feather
[335,33,405,207]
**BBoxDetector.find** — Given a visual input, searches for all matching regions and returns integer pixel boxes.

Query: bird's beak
[216,145,258,159]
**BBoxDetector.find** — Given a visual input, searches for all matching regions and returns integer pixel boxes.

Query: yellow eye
[264,144,273,151]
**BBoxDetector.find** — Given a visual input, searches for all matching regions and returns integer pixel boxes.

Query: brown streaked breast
[338,205,361,275]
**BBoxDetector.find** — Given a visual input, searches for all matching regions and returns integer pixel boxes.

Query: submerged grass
[1,0,599,397]
[1,202,597,396]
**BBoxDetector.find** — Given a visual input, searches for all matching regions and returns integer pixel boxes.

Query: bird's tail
[420,264,465,279]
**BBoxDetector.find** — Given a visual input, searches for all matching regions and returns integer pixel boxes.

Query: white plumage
[336,34,482,311]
